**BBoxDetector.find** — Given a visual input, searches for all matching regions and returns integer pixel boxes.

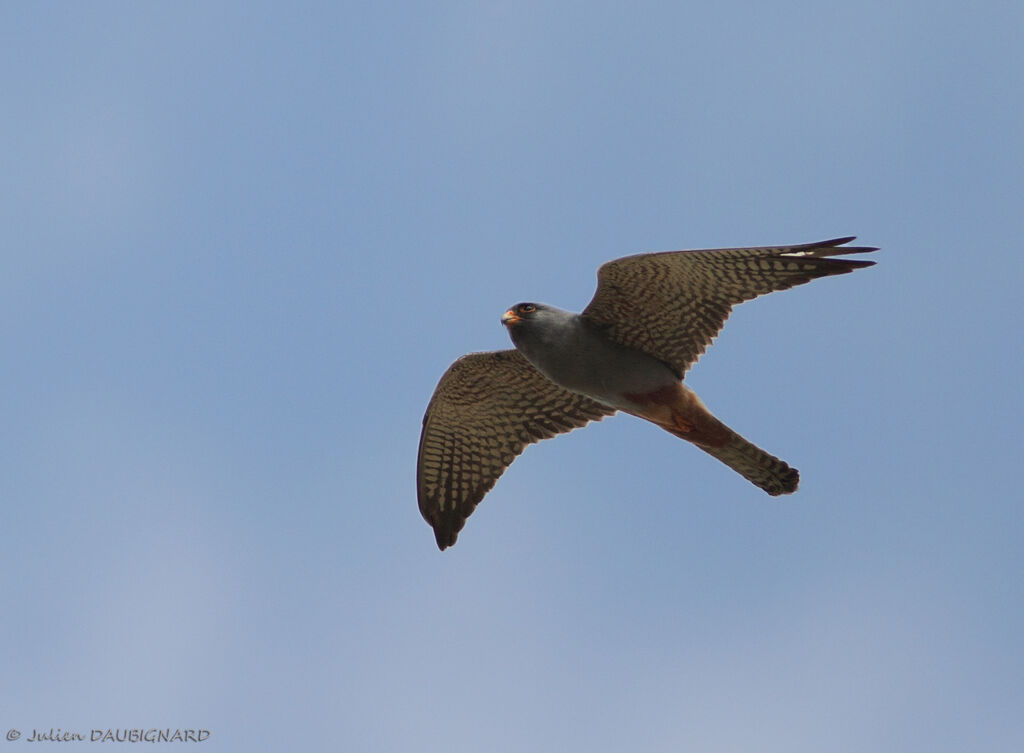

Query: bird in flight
[417,237,877,549]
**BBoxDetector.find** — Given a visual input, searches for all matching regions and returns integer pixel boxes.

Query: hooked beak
[501,309,520,326]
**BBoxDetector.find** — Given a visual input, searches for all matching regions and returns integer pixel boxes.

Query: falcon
[418,237,877,549]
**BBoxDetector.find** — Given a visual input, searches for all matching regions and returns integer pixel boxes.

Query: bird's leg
[624,383,731,448]
[670,411,695,434]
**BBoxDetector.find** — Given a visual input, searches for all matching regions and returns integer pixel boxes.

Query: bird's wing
[581,237,877,377]
[418,349,616,550]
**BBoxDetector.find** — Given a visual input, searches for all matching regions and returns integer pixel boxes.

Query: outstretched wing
[417,349,615,550]
[581,237,877,377]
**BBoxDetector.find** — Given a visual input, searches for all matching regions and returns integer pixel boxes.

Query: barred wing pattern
[582,237,877,378]
[417,349,616,549]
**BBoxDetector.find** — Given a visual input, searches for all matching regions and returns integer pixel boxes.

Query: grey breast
[512,312,678,410]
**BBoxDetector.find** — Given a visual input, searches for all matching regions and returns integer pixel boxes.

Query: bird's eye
[519,304,536,314]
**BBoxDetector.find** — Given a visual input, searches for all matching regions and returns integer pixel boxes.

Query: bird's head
[501,302,577,351]
[501,302,542,327]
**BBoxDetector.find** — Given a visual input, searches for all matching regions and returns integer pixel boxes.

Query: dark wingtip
[433,524,457,551]
[805,236,879,254]
[787,237,879,275]
[840,258,877,270]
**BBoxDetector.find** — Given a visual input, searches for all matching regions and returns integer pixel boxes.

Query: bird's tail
[627,383,799,495]
[690,427,799,496]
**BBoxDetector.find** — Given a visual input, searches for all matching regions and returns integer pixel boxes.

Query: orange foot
[671,413,694,433]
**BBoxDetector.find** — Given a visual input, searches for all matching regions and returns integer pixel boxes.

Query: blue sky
[2,2,1021,751]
